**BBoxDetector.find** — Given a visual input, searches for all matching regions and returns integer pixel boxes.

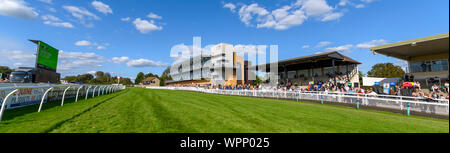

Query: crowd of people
[171,72,449,101]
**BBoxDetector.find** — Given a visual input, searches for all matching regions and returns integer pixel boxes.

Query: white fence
[146,87,449,117]
[0,84,126,123]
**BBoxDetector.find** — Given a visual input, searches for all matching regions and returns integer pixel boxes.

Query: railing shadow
[2,97,79,122]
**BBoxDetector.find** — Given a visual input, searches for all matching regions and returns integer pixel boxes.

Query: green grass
[0,88,448,133]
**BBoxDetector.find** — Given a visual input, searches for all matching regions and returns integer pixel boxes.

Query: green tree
[95,71,104,78]
[367,63,405,78]
[253,76,262,86]
[63,76,78,82]
[0,66,14,74]
[135,72,145,84]
[120,78,133,85]
[159,74,172,86]
[77,74,94,83]
[358,71,365,85]
[144,72,158,78]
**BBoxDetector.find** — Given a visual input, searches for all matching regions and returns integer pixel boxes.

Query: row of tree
[63,71,133,85]
[0,66,14,74]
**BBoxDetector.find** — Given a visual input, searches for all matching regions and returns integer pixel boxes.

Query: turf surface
[0,88,448,133]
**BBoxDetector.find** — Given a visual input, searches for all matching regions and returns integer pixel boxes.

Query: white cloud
[0,50,35,61]
[37,0,52,4]
[127,59,167,67]
[326,44,353,52]
[132,18,163,34]
[121,17,130,21]
[361,0,376,3]
[75,40,91,46]
[0,50,35,68]
[75,40,109,50]
[355,4,365,8]
[238,3,269,26]
[43,21,74,28]
[86,71,97,75]
[147,13,162,19]
[58,51,105,73]
[59,51,103,60]
[96,45,106,50]
[228,0,339,30]
[91,1,113,15]
[316,41,332,48]
[339,0,349,6]
[13,62,23,66]
[63,5,100,20]
[300,0,333,17]
[111,56,130,64]
[356,39,388,49]
[321,12,344,21]
[224,0,380,30]
[257,7,307,30]
[41,15,74,28]
[48,7,57,12]
[302,45,310,49]
[0,0,39,20]
[223,3,236,12]
[339,0,375,8]
[41,14,59,21]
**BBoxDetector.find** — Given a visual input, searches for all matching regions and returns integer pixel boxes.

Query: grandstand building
[166,43,245,86]
[370,33,449,87]
[254,51,361,87]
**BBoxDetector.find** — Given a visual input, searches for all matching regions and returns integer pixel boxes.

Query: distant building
[142,77,160,86]
[167,43,245,87]
[370,33,449,86]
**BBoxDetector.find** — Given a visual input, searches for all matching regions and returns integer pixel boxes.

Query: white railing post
[38,87,54,112]
[85,86,92,100]
[101,86,105,95]
[92,86,98,98]
[0,89,19,123]
[98,86,102,96]
[75,86,83,102]
[61,86,71,106]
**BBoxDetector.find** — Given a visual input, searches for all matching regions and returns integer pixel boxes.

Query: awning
[370,33,449,61]
[252,51,361,72]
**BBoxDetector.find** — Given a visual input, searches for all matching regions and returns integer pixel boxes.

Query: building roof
[370,33,449,60]
[253,51,361,72]
[277,51,361,65]
[142,77,158,82]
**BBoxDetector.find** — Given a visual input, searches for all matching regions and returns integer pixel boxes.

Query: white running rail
[146,86,449,117]
[0,84,126,123]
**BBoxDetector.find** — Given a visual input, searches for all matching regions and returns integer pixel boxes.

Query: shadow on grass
[2,92,117,122]
[44,90,128,133]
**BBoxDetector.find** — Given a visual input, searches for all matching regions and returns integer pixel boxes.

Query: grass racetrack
[0,88,448,133]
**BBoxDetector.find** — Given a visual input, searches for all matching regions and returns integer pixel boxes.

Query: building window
[410,59,449,73]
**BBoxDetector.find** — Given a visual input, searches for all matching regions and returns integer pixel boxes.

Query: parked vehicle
[8,67,35,83]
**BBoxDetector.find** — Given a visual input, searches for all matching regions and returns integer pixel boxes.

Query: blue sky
[0,0,449,80]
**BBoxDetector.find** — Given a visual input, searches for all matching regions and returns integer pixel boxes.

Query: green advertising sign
[37,41,59,70]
